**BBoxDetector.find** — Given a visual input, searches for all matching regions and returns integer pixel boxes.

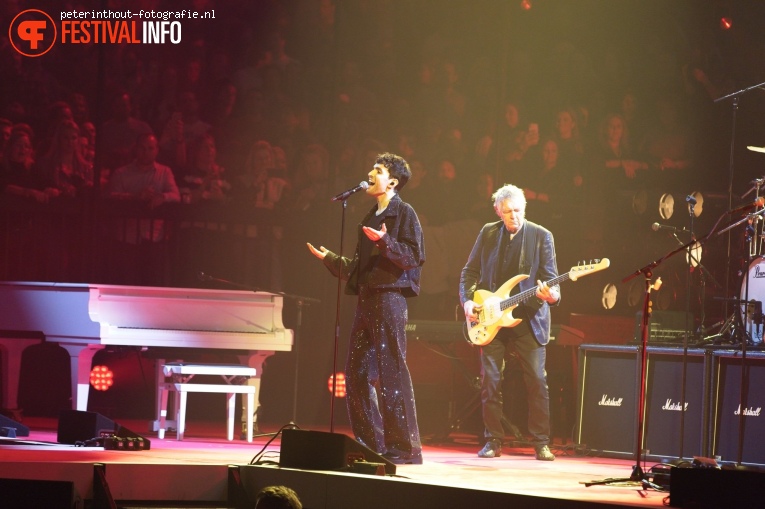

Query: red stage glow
[720,17,732,30]
[520,0,532,11]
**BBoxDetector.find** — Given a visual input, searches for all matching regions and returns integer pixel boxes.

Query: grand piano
[0,281,293,427]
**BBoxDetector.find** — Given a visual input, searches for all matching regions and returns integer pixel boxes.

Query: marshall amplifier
[643,347,709,460]
[575,344,640,458]
[710,350,765,466]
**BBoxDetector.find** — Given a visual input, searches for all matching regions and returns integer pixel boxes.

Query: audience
[0,0,732,316]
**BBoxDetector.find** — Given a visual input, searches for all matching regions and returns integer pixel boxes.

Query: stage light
[520,0,532,11]
[686,241,702,267]
[687,191,703,217]
[601,283,617,310]
[720,17,732,30]
[328,373,346,398]
[90,365,114,391]
[659,193,674,220]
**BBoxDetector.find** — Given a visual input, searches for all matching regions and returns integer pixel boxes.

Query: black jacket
[323,194,424,297]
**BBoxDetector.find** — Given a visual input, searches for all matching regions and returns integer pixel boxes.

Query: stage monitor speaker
[0,478,75,509]
[0,413,30,437]
[669,465,764,508]
[643,347,708,459]
[575,344,639,458]
[710,350,765,466]
[57,410,151,450]
[279,429,396,475]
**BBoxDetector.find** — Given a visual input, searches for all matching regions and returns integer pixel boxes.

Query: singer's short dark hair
[375,152,411,191]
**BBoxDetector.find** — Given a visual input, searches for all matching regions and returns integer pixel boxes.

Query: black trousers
[345,287,421,456]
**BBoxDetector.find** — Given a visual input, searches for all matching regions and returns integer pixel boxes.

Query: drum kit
[708,145,765,346]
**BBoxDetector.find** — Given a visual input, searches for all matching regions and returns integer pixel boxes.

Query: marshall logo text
[599,395,623,407]
[734,404,762,416]
[662,399,688,411]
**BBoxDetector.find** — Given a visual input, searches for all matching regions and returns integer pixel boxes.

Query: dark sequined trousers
[346,287,421,456]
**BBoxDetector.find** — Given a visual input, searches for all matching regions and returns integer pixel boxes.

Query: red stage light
[520,0,532,11]
[720,17,732,30]
[90,365,114,391]
[328,372,346,398]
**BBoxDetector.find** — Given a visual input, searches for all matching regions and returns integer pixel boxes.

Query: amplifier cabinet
[575,344,640,458]
[710,350,765,466]
[576,344,709,460]
[642,347,708,460]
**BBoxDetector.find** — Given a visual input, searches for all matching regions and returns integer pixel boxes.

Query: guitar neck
[501,273,569,311]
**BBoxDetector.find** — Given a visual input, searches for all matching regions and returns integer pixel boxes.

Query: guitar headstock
[569,258,610,281]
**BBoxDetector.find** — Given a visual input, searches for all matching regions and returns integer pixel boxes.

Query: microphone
[652,222,686,233]
[331,181,369,201]
[686,195,697,205]
[729,196,765,214]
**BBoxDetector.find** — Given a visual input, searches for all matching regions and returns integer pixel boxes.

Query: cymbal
[747,145,765,153]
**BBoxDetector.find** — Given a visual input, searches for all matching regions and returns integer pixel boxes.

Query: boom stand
[585,237,698,488]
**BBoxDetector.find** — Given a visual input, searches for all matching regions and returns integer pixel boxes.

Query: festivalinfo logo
[9,7,215,57]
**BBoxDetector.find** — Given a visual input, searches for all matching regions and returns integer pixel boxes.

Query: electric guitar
[466,259,610,346]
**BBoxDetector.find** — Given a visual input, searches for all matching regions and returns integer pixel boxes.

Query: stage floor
[0,417,672,508]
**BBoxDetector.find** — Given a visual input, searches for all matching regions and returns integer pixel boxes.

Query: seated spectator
[476,102,539,178]
[231,140,289,210]
[254,485,302,509]
[1,127,59,203]
[100,92,153,171]
[159,91,211,169]
[178,133,231,204]
[108,133,180,242]
[551,107,585,179]
[0,118,13,160]
[105,133,180,285]
[39,119,93,198]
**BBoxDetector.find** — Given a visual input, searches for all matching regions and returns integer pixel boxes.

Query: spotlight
[89,365,114,391]
[720,17,732,30]
[520,0,532,11]
[328,373,346,398]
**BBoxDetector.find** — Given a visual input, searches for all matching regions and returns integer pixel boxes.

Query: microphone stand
[198,272,320,427]
[329,196,351,433]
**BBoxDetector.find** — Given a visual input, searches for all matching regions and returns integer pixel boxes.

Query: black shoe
[478,439,502,458]
[535,444,555,461]
[383,451,423,465]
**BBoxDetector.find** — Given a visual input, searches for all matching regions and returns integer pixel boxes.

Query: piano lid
[89,284,287,334]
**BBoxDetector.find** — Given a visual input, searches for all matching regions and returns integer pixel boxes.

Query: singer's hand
[362,223,387,242]
[307,242,328,260]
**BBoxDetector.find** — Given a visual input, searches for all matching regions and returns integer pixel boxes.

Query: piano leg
[239,351,273,437]
[59,343,104,411]
[0,338,42,413]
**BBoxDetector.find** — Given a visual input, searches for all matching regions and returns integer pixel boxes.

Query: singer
[307,152,425,464]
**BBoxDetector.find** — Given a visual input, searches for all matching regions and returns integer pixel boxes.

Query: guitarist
[459,184,559,461]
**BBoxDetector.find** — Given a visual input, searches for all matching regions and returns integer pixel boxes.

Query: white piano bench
[157,363,257,442]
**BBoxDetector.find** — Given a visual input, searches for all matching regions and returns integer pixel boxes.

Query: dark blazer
[323,194,425,297]
[459,219,559,345]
